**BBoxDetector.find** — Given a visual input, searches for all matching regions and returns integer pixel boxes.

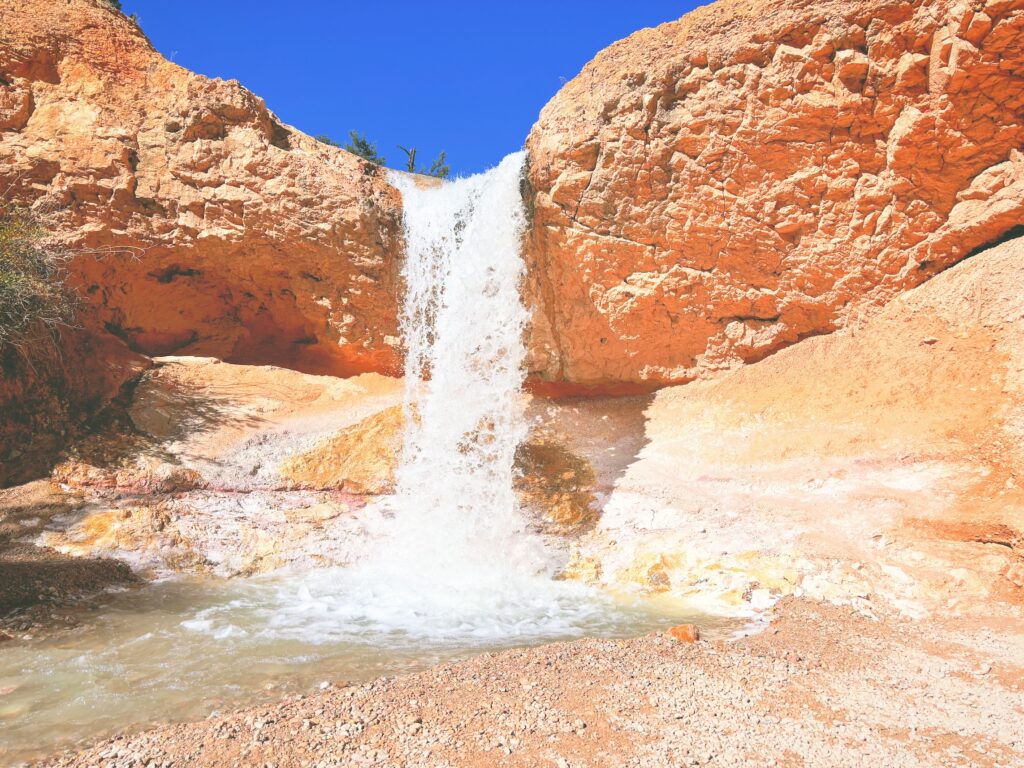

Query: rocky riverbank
[3,0,1024,764]
[2,236,1022,765]
[39,598,1024,768]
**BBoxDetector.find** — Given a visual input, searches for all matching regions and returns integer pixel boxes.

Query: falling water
[381,150,548,584]
[176,153,661,642]
[336,151,607,638]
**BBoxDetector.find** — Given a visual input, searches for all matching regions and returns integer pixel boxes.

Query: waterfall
[190,154,627,646]
[2,155,717,750]
[326,151,610,640]
[381,150,548,584]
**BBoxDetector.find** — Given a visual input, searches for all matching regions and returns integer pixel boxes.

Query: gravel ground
[0,481,135,637]
[40,598,1024,768]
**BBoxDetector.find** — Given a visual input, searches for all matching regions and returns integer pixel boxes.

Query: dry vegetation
[0,203,75,351]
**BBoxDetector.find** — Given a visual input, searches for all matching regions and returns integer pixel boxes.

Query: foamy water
[0,577,737,764]
[215,152,637,642]
[310,150,608,639]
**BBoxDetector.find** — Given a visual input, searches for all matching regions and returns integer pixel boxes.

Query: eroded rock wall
[567,234,1024,616]
[0,0,404,378]
[526,0,1024,387]
[0,330,149,486]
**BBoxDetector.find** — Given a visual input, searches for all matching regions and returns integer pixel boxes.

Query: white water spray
[330,151,606,639]
[381,150,548,582]
[181,153,661,645]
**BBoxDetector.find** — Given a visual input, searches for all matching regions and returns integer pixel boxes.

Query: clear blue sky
[124,1,700,176]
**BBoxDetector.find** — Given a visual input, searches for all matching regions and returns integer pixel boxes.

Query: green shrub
[342,131,386,166]
[319,132,450,178]
[0,205,75,348]
[317,131,387,166]
[426,151,451,180]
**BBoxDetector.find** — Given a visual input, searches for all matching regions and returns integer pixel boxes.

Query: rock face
[281,405,405,495]
[30,357,600,577]
[283,406,601,532]
[0,0,404,378]
[0,330,149,487]
[37,357,405,576]
[526,0,1024,387]
[9,0,1021,401]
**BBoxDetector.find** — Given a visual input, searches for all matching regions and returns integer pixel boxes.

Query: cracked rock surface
[526,0,1024,388]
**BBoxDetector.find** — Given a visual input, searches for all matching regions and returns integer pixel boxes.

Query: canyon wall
[0,0,404,378]
[0,0,406,483]
[567,233,1024,615]
[526,0,1024,387]
[4,0,1024,475]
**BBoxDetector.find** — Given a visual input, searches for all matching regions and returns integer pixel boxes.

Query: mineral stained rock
[567,235,1024,616]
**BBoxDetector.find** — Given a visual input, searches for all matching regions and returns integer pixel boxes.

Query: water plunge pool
[0,573,741,764]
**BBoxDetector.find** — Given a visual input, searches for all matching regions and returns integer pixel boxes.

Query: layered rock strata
[0,0,404,379]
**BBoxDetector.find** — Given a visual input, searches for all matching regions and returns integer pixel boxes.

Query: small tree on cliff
[314,134,341,148]
[398,146,451,179]
[426,151,451,180]
[316,133,448,177]
[341,131,386,166]
[397,145,418,173]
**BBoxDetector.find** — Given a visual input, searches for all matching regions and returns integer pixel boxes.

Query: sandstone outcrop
[527,0,1024,387]
[566,235,1024,616]
[34,357,404,576]
[283,407,600,532]
[0,0,404,379]
[281,405,405,495]
[29,357,600,576]
[9,0,1019,403]
[0,479,135,616]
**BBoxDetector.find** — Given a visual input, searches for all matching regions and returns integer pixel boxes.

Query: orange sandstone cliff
[526,0,1024,388]
[4,0,1024,481]
[0,0,405,482]
[0,0,404,378]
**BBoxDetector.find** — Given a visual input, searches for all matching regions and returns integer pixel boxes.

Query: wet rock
[281,406,404,495]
